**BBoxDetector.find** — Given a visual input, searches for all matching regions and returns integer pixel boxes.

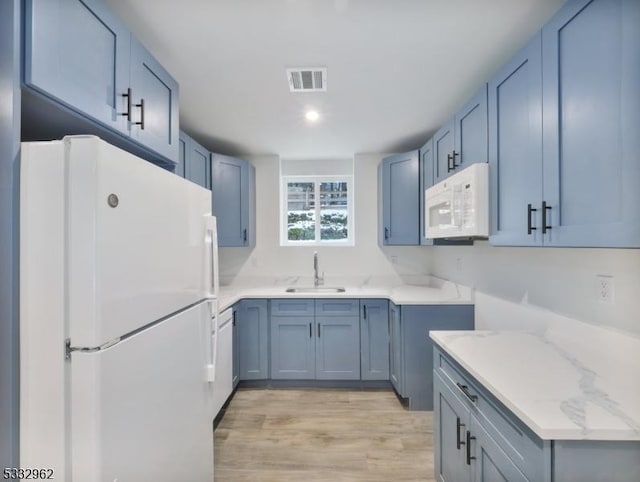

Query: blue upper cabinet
[380,151,419,246]
[433,86,488,185]
[211,154,256,247]
[175,131,187,178]
[541,0,640,247]
[24,0,130,135]
[24,0,180,165]
[176,131,211,190]
[129,38,179,163]
[419,139,435,246]
[433,120,455,184]
[186,137,211,189]
[454,84,488,171]
[488,33,543,247]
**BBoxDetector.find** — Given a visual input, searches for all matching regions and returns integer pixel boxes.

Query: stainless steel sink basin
[285,287,346,293]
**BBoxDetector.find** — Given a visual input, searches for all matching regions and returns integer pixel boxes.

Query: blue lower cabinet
[435,345,640,482]
[389,302,404,395]
[315,316,360,380]
[360,300,389,381]
[237,300,268,381]
[391,304,474,409]
[269,299,361,381]
[434,374,472,482]
[270,315,315,379]
[471,416,531,482]
[232,306,239,388]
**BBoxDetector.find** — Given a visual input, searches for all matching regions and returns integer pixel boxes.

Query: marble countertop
[430,328,640,441]
[217,275,473,313]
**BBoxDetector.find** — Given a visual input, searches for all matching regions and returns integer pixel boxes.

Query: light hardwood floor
[214,388,435,481]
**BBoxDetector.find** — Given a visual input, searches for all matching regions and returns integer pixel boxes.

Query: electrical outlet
[391,255,398,265]
[596,275,614,304]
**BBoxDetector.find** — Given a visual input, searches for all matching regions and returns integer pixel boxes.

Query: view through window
[282,178,353,245]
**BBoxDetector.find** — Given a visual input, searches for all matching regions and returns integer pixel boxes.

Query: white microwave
[424,163,489,239]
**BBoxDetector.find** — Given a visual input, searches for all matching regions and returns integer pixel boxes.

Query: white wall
[218,153,430,282]
[429,242,640,336]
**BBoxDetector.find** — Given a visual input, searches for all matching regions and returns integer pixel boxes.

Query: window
[281,176,354,246]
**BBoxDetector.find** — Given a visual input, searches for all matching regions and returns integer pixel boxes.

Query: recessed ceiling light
[305,110,320,122]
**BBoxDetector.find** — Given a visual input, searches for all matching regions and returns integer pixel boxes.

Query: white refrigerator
[20,136,219,481]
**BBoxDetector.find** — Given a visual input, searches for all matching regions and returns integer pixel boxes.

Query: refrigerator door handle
[204,215,219,300]
[205,298,218,383]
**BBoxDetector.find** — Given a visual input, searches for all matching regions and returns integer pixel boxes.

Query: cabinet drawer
[435,349,546,481]
[315,299,359,316]
[270,299,315,316]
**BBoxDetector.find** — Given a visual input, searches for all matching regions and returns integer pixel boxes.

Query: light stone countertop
[430,327,640,441]
[217,275,473,313]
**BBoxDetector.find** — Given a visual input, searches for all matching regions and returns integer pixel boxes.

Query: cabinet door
[488,33,543,246]
[211,154,252,247]
[187,138,211,189]
[315,316,360,380]
[389,302,404,396]
[360,300,390,381]
[380,151,419,245]
[237,300,268,381]
[433,119,455,184]
[402,305,474,411]
[129,37,179,163]
[24,0,130,135]
[542,0,640,247]
[270,316,315,379]
[419,139,435,246]
[434,374,472,482]
[470,416,531,482]
[454,84,488,170]
[232,308,239,388]
[175,131,188,178]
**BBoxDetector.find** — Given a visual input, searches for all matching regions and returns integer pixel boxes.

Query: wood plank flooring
[214,388,435,481]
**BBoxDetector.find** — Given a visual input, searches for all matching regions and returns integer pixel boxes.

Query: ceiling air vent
[286,68,327,92]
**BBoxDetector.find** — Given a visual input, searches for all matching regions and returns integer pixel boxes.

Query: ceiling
[105,0,565,160]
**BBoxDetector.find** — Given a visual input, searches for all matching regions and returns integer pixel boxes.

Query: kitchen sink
[285,287,346,293]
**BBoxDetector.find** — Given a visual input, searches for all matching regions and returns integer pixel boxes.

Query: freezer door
[63,136,215,347]
[69,302,214,482]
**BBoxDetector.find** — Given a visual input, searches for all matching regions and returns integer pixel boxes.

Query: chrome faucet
[313,251,324,287]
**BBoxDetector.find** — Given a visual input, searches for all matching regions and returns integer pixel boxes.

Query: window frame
[280,175,355,247]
